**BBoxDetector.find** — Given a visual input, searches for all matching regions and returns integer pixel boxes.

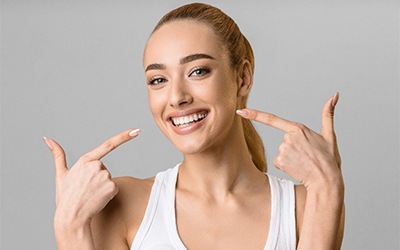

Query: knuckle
[266,114,277,124]
[110,181,118,191]
[278,143,286,153]
[102,141,116,153]
[283,133,291,142]
[248,110,257,120]
[274,155,283,168]
[97,168,111,180]
[53,151,63,161]
[93,161,105,171]
[117,133,127,142]
[291,122,305,131]
[103,169,112,179]
[105,181,118,195]
[79,154,91,162]
[95,161,104,170]
[85,160,102,172]
[290,123,309,137]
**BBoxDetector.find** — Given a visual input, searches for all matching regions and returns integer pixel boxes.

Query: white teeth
[172,112,208,127]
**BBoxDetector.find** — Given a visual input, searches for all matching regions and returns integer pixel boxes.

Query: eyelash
[147,67,211,86]
[148,77,166,86]
[189,67,211,77]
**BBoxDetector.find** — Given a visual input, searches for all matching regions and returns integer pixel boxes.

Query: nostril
[179,100,190,106]
[169,81,194,107]
[169,94,193,107]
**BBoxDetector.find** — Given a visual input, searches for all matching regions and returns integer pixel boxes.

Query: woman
[44,3,344,249]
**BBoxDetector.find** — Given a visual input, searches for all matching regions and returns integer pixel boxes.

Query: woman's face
[143,20,244,154]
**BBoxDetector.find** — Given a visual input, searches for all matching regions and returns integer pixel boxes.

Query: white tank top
[131,164,296,250]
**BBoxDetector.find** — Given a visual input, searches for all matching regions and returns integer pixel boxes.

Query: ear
[236,59,253,97]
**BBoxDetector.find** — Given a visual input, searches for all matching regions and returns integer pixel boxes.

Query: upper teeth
[172,112,207,126]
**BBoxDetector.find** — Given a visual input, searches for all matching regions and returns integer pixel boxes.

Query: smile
[171,111,208,127]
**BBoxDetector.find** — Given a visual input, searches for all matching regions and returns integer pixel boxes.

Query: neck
[177,120,264,200]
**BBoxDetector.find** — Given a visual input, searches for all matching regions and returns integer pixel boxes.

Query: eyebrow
[145,53,215,72]
[180,53,215,64]
[145,63,165,72]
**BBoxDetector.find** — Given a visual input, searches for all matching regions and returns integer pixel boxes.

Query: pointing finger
[320,92,339,143]
[43,137,68,179]
[236,109,295,132]
[83,128,141,161]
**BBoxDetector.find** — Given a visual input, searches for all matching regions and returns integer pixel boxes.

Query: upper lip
[167,108,210,121]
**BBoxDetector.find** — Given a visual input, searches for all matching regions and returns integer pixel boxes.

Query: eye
[148,77,167,86]
[189,67,211,77]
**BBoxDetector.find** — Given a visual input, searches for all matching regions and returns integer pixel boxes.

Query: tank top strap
[264,174,296,250]
[132,166,296,250]
[131,164,186,250]
[130,168,166,249]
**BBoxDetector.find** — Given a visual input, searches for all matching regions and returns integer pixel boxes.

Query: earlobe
[237,60,253,97]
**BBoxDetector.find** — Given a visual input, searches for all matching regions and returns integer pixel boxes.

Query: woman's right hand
[43,129,141,230]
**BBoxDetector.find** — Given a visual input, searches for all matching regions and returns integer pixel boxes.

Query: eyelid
[147,75,167,86]
[189,66,211,77]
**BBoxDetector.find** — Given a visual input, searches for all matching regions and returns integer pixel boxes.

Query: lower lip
[169,116,207,135]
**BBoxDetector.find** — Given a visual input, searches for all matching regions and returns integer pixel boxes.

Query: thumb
[320,92,339,143]
[43,137,68,179]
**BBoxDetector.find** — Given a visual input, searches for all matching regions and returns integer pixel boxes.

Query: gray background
[1,0,399,249]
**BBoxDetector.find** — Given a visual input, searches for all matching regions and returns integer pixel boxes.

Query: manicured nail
[42,137,53,150]
[236,109,249,118]
[332,92,339,107]
[129,129,141,137]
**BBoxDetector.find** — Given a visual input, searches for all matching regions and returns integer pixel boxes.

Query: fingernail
[129,129,141,137]
[42,136,53,150]
[236,109,249,118]
[332,92,339,107]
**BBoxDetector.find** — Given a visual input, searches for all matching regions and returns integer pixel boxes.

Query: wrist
[304,182,344,214]
[305,171,344,196]
[54,208,92,236]
[54,211,94,250]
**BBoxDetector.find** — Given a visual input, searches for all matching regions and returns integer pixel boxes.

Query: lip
[166,108,210,135]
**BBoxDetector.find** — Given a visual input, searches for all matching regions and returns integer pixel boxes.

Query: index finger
[236,109,294,132]
[84,128,141,160]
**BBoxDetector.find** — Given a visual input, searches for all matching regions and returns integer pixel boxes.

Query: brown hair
[151,3,267,172]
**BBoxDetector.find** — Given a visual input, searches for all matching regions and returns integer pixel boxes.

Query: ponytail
[240,36,267,172]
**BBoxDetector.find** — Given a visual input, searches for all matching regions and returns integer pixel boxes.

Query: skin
[45,20,344,249]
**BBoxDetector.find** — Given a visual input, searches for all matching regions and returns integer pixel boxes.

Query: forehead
[144,20,226,67]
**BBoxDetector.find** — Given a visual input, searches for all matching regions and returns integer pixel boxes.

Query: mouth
[169,111,209,128]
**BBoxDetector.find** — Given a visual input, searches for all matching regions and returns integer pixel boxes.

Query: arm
[53,179,130,250]
[238,93,345,249]
[90,178,129,250]
[54,216,95,250]
[90,177,153,250]
[295,185,345,250]
[44,129,141,250]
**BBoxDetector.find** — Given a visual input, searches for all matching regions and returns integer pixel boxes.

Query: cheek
[215,78,239,108]
[148,90,166,121]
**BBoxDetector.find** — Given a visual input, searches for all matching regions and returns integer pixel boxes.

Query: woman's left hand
[236,93,342,191]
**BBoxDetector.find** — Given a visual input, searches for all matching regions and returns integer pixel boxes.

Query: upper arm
[295,185,345,250]
[91,177,153,250]
[336,203,345,249]
[295,184,307,245]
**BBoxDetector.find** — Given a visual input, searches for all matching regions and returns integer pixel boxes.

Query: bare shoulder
[91,176,155,249]
[113,176,155,205]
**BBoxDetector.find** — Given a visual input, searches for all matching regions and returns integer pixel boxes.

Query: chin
[172,137,208,155]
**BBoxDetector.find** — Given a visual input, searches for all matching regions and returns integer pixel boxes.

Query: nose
[169,78,193,108]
